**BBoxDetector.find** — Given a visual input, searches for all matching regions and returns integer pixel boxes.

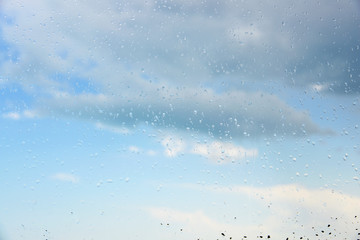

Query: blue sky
[0,0,360,239]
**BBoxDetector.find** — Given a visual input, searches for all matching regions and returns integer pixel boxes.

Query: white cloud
[95,122,130,134]
[158,133,258,162]
[192,141,258,164]
[2,110,37,120]
[51,173,79,183]
[2,112,20,120]
[23,110,36,119]
[128,146,157,155]
[129,145,141,154]
[311,83,329,93]
[208,184,360,237]
[161,136,186,157]
[220,184,360,218]
[148,184,360,239]
[147,150,157,156]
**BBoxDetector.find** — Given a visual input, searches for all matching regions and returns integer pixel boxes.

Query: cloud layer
[1,0,358,92]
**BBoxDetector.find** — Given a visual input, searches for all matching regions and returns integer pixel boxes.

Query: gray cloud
[36,85,330,139]
[0,0,344,139]
[1,0,359,94]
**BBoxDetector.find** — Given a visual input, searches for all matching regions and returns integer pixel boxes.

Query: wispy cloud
[146,150,157,156]
[2,110,37,120]
[210,184,360,219]
[161,136,186,157]
[2,112,20,120]
[148,184,360,239]
[158,133,258,162]
[192,141,258,164]
[51,173,79,183]
[128,145,141,154]
[95,122,130,134]
[128,145,157,156]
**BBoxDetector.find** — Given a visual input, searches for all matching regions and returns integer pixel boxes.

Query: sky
[0,0,360,239]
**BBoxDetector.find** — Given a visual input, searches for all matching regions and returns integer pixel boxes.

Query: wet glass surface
[0,0,359,239]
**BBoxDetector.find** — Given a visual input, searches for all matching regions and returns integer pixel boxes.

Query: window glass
[0,0,359,239]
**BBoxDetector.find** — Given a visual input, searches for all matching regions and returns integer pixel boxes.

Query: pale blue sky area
[0,0,360,239]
